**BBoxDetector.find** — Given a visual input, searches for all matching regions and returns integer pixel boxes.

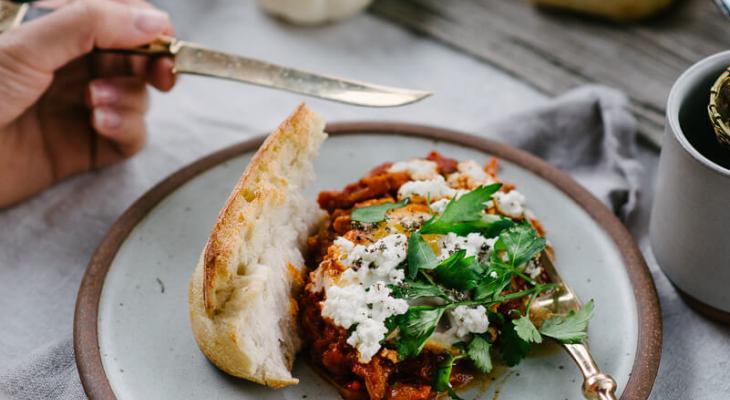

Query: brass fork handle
[564,343,618,400]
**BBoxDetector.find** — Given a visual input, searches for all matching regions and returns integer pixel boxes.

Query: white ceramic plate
[75,123,661,399]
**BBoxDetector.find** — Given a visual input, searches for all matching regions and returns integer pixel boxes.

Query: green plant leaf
[492,224,546,268]
[397,306,445,359]
[513,316,543,344]
[467,336,493,374]
[540,299,595,344]
[390,280,448,301]
[407,232,439,279]
[494,313,532,367]
[351,198,409,223]
[433,353,456,392]
[420,184,503,235]
[473,267,513,301]
[434,250,485,291]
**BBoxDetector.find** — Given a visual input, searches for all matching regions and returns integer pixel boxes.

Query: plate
[74,123,661,399]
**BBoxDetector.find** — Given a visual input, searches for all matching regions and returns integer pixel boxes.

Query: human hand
[0,0,176,207]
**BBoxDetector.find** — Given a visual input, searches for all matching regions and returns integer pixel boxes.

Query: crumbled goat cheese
[389,159,439,180]
[430,198,450,214]
[335,234,408,286]
[449,305,490,339]
[321,284,369,328]
[524,259,542,279]
[347,319,388,363]
[458,160,492,183]
[489,271,498,279]
[322,282,408,363]
[493,190,527,218]
[438,232,497,262]
[398,175,455,201]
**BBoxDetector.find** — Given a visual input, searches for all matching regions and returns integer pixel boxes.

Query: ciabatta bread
[189,104,326,387]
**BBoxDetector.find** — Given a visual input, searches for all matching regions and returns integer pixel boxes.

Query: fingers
[92,107,146,158]
[87,76,148,158]
[86,77,149,112]
[148,57,176,92]
[93,53,175,92]
[3,0,173,74]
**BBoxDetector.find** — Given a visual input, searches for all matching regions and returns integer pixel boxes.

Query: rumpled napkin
[0,85,641,400]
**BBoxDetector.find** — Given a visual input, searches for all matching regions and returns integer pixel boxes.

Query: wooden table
[371,0,730,148]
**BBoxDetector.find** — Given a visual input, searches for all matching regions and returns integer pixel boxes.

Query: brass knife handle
[564,343,618,400]
[106,35,179,56]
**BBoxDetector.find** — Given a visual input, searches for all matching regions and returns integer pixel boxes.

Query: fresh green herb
[397,306,446,359]
[351,198,409,223]
[434,250,485,291]
[467,336,493,374]
[493,312,532,367]
[492,224,546,269]
[433,353,456,392]
[473,267,513,301]
[513,315,543,344]
[433,353,466,399]
[540,299,594,344]
[406,232,439,279]
[420,184,503,235]
[390,280,450,301]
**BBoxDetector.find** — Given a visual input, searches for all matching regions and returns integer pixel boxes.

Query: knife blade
[1,1,432,107]
[170,40,431,107]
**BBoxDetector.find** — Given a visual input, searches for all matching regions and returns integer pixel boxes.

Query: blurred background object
[371,0,730,148]
[257,0,373,25]
[530,0,672,21]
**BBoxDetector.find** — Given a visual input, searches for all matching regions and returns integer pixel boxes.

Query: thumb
[3,0,171,74]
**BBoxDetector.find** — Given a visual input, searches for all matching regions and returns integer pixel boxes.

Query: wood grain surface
[370,0,730,148]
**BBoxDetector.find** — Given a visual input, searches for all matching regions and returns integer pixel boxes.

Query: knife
[0,1,431,107]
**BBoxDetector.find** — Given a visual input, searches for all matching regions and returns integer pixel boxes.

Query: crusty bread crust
[189,104,326,387]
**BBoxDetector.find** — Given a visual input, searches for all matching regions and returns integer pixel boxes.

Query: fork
[532,252,618,400]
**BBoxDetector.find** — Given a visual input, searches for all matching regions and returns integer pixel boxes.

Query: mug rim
[667,51,730,177]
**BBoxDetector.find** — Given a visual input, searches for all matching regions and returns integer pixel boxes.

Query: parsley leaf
[397,306,445,359]
[493,224,546,268]
[493,312,532,366]
[467,336,493,374]
[407,232,439,279]
[513,315,543,344]
[351,198,409,223]
[434,250,485,291]
[433,353,456,392]
[420,184,503,235]
[473,267,513,301]
[540,299,595,344]
[390,280,449,301]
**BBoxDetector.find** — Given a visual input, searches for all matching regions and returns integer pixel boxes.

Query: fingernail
[134,9,169,34]
[89,81,118,106]
[94,108,122,130]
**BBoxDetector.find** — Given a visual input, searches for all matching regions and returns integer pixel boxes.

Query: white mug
[651,51,730,320]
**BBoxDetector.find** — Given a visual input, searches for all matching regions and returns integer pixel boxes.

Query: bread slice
[189,104,327,387]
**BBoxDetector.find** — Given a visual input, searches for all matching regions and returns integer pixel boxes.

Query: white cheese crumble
[430,198,450,214]
[388,159,439,180]
[336,234,408,287]
[438,232,497,262]
[347,319,389,363]
[524,259,543,279]
[449,305,490,340]
[493,190,527,218]
[322,282,408,363]
[398,175,455,201]
[458,160,492,183]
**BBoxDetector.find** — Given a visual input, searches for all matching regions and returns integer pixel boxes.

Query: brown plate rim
[74,122,662,400]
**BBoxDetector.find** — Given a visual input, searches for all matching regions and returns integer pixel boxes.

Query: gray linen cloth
[0,86,642,399]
